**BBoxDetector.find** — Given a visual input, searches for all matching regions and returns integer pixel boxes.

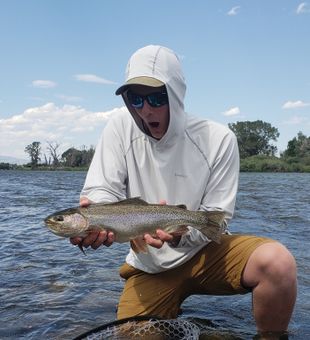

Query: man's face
[127,85,169,140]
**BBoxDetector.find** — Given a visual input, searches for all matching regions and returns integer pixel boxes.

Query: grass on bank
[1,156,310,172]
[240,155,310,172]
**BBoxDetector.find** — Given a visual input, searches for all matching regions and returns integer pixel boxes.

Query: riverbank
[240,155,310,172]
[0,164,88,171]
[2,155,309,172]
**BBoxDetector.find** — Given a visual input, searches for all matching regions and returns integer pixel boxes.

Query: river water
[0,171,309,339]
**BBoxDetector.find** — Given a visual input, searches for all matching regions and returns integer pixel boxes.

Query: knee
[243,242,297,288]
[255,242,297,284]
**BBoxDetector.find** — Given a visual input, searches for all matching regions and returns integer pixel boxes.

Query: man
[70,45,296,335]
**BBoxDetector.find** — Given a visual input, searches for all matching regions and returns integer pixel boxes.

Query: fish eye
[54,215,64,222]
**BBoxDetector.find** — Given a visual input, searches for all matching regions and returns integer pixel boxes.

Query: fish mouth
[44,219,59,228]
[44,215,62,228]
[44,217,52,225]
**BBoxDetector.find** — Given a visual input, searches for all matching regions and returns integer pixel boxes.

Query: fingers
[144,233,163,248]
[75,198,115,251]
[81,231,101,248]
[87,231,115,249]
[70,236,83,246]
[80,196,92,207]
[156,229,173,242]
[101,231,115,248]
[144,229,174,249]
[69,230,115,251]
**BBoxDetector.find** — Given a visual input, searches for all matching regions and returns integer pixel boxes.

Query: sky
[0,0,309,162]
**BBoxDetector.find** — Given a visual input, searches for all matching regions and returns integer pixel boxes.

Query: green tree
[228,120,279,159]
[62,146,95,167]
[283,132,310,158]
[62,147,80,167]
[24,141,41,169]
[80,145,95,167]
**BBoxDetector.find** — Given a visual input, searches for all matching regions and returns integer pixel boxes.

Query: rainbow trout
[44,197,225,252]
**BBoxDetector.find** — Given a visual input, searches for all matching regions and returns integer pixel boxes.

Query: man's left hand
[144,229,173,248]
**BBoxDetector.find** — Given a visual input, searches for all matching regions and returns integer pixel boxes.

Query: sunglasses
[127,90,168,109]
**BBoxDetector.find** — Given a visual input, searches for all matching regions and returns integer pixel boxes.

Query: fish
[44,197,226,253]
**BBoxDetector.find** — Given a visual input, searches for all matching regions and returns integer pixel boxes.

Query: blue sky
[0,0,309,161]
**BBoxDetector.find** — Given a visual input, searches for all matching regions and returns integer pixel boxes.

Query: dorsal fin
[176,204,187,210]
[111,197,148,206]
[86,198,149,210]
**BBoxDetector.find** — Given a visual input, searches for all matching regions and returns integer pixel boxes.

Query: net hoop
[73,316,201,340]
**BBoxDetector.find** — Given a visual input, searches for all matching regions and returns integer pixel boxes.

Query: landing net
[74,316,200,340]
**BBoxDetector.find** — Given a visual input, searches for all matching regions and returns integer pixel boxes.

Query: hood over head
[115,45,187,146]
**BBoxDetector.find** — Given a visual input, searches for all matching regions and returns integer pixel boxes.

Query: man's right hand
[69,197,115,250]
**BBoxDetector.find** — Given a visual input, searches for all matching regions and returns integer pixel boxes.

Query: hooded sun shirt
[81,45,240,274]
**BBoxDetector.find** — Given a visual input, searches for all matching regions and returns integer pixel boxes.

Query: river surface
[0,171,309,339]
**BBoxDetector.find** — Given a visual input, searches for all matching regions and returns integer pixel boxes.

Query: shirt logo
[174,173,187,178]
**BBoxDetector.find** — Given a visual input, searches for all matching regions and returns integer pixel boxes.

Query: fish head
[44,208,88,238]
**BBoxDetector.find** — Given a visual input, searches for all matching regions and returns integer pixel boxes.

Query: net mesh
[77,318,200,340]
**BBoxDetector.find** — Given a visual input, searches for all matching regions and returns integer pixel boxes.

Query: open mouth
[148,122,160,128]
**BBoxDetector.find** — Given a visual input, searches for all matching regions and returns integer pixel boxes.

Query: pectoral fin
[78,244,86,255]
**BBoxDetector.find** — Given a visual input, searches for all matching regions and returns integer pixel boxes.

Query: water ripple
[0,171,309,339]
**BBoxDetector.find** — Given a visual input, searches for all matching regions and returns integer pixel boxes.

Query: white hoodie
[81,45,240,273]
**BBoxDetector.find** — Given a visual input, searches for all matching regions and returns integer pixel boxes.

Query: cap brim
[115,76,164,95]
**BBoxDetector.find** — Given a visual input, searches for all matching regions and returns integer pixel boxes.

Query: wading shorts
[117,234,273,319]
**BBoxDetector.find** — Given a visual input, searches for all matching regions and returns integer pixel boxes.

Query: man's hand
[69,197,115,250]
[144,200,182,249]
[144,229,178,248]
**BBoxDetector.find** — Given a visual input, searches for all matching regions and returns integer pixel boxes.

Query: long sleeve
[178,130,239,247]
[200,130,239,222]
[80,117,128,203]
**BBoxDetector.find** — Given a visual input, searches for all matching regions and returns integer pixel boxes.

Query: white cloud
[75,74,117,85]
[0,103,127,158]
[32,80,57,88]
[296,2,310,14]
[222,106,240,116]
[227,6,241,16]
[282,100,310,109]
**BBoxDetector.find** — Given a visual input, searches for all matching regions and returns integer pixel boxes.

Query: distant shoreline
[1,155,309,173]
[1,167,309,174]
[0,165,88,172]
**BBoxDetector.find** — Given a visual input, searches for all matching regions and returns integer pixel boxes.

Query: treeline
[1,120,309,172]
[228,121,310,172]
[21,141,95,170]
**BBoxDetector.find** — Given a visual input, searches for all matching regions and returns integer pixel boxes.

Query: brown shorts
[117,234,273,320]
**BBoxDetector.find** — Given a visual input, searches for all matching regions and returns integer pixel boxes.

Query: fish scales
[44,197,226,251]
[83,205,212,242]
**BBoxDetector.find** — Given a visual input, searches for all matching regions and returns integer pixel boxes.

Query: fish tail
[205,211,226,226]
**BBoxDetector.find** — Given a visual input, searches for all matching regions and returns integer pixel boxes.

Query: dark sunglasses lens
[127,90,168,108]
[147,93,168,107]
[127,92,143,108]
